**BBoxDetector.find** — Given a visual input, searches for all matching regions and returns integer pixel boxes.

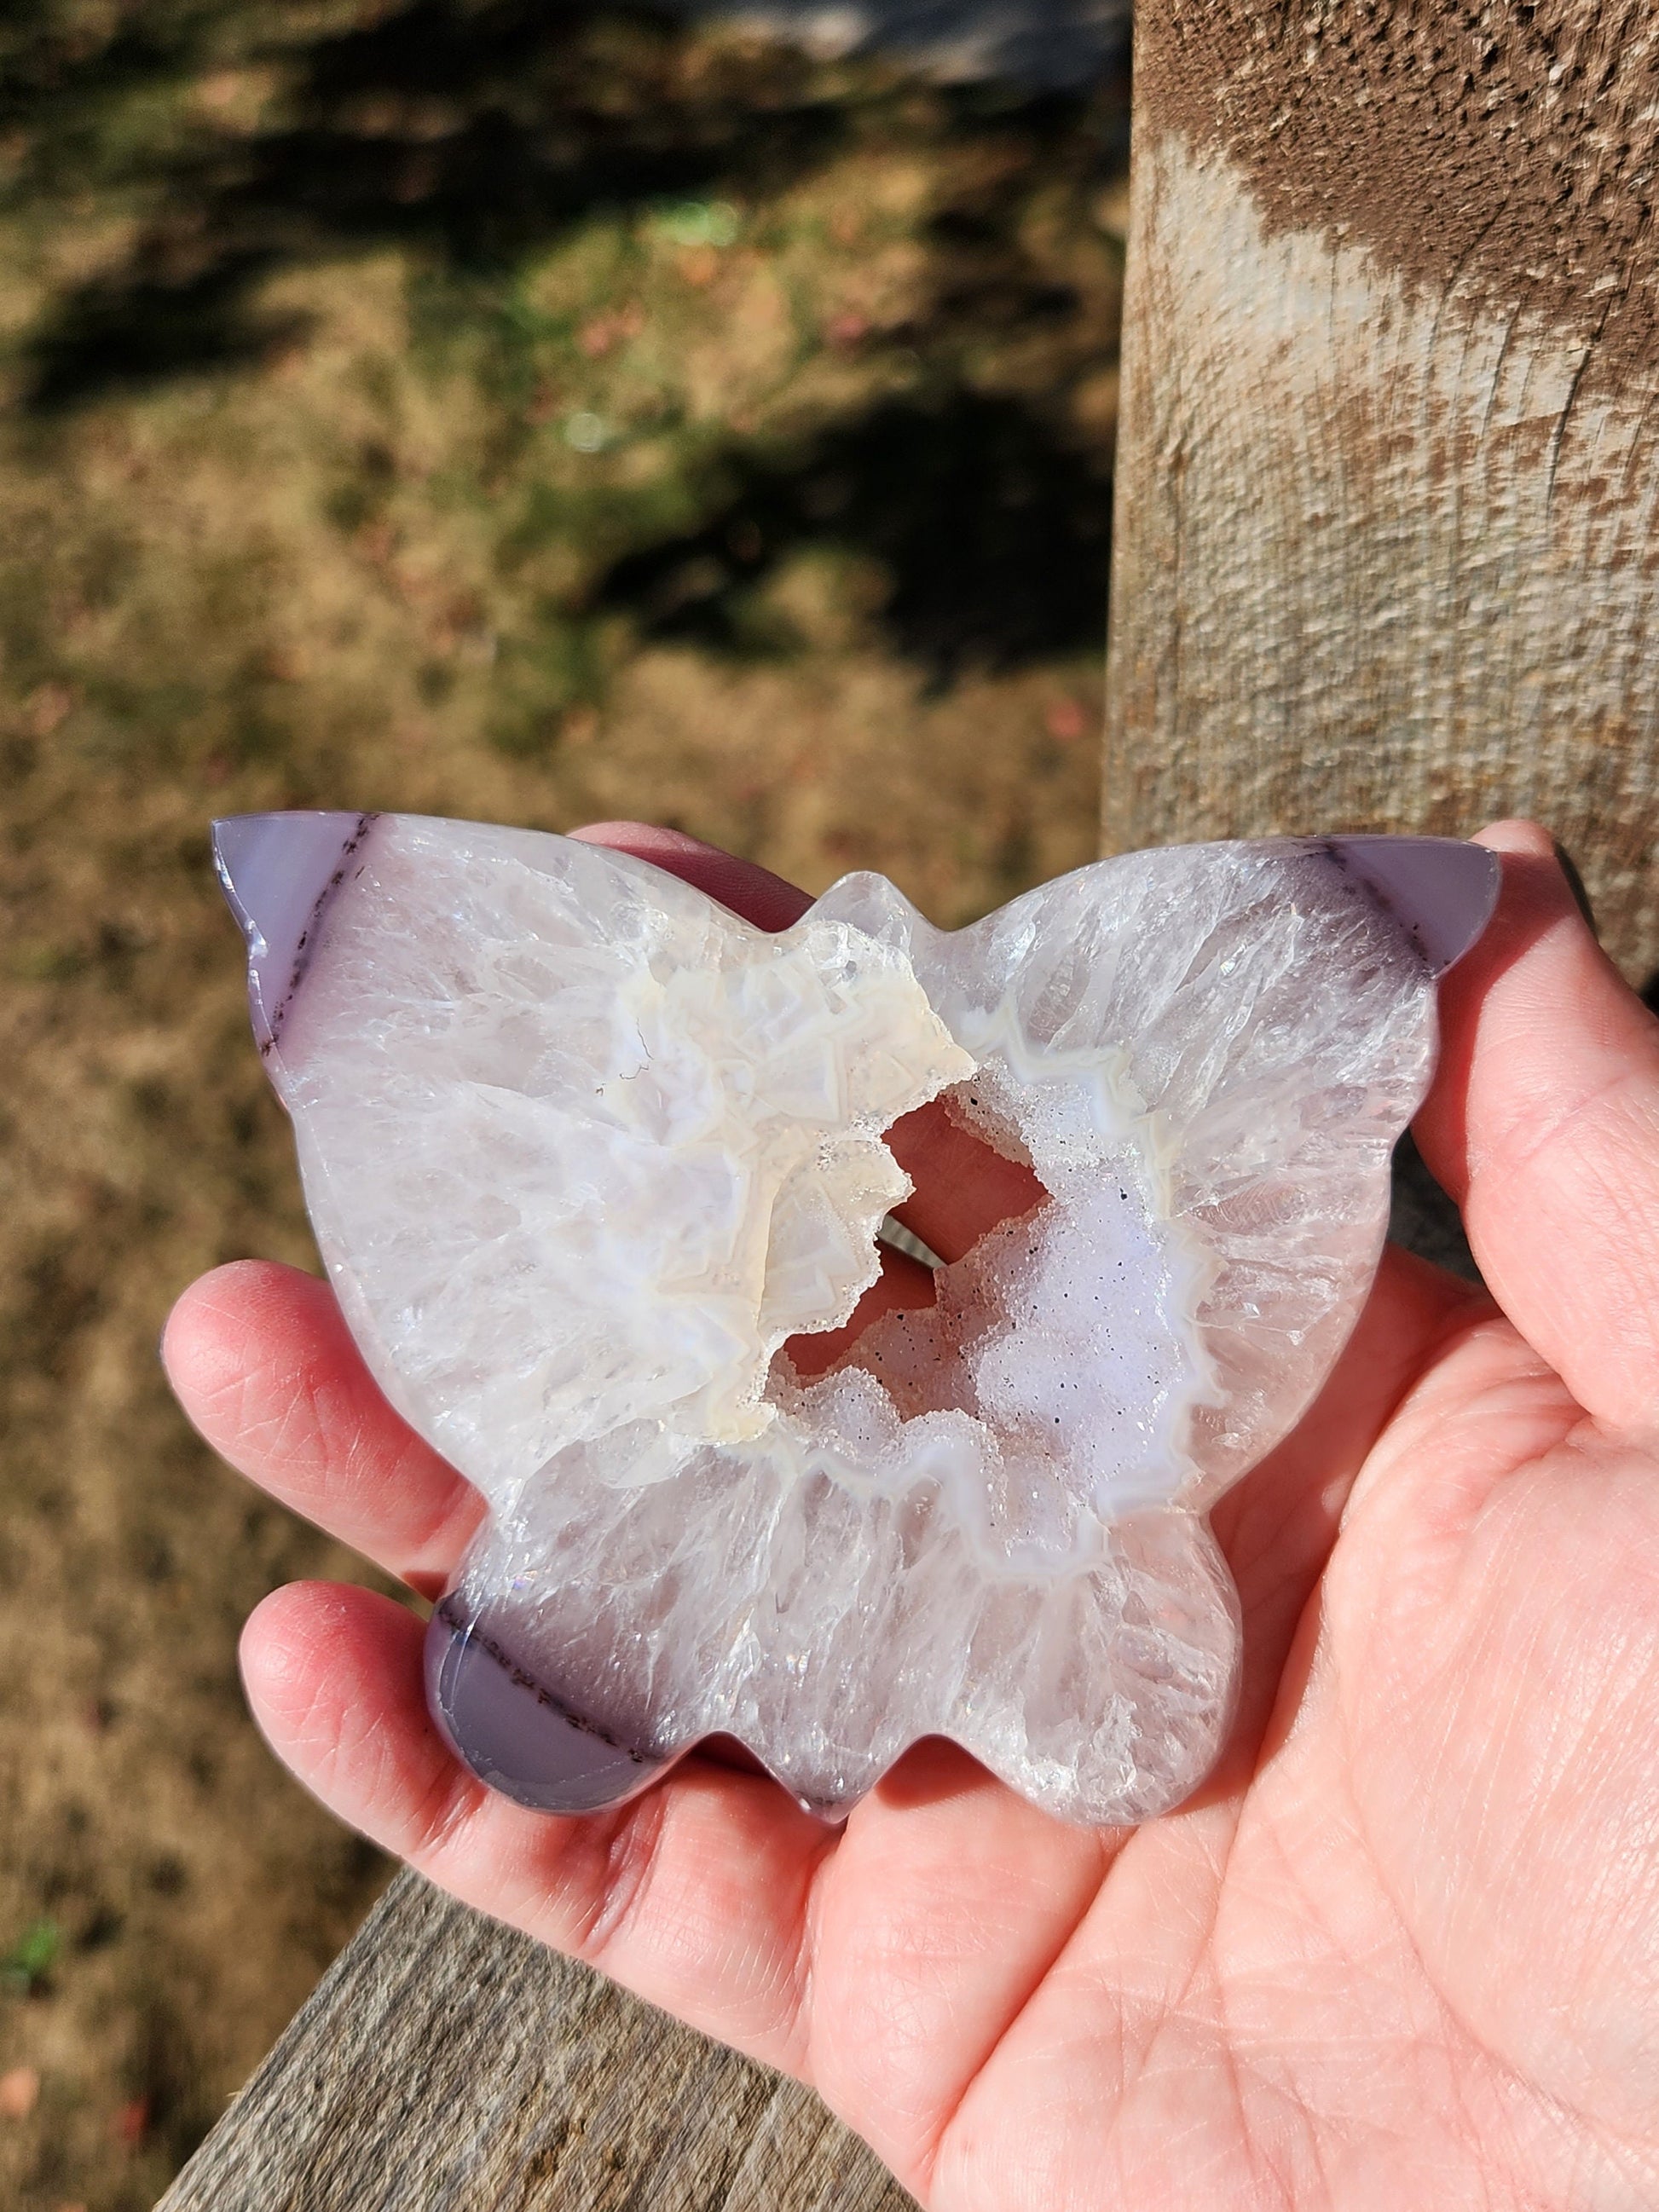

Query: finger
[806,1741,1113,2190]
[882,1101,1047,1265]
[164,1260,483,1597]
[241,1580,830,2071]
[569,821,812,930]
[785,1245,936,1379]
[1414,819,1659,1435]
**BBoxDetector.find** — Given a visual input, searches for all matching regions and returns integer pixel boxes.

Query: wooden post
[1106,0,1659,979]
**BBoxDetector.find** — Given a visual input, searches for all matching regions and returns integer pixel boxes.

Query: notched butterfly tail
[425,1591,669,1816]
[1321,835,1500,976]
[212,811,379,1058]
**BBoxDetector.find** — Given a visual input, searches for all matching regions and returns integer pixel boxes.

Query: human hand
[164,819,1659,2209]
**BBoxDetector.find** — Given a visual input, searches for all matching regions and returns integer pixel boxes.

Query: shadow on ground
[596,387,1113,679]
[19,1,850,401]
[9,0,1127,683]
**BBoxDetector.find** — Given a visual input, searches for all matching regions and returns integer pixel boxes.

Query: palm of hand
[165,822,1659,2209]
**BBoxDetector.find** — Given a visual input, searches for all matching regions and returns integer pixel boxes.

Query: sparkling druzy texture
[215,813,1497,1826]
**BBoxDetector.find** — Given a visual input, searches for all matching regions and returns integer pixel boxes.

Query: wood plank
[156,1867,914,2212]
[1106,0,1659,979]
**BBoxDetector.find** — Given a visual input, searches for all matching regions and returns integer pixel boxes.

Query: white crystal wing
[241,814,969,1504]
[930,839,1447,1501]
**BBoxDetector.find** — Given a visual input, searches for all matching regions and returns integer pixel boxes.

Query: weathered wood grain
[155,1867,913,2212]
[1106,0,1659,979]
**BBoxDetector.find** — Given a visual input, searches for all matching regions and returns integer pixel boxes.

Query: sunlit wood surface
[156,1872,913,2212]
[1107,0,1659,979]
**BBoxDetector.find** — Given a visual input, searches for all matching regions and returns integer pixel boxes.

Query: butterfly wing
[888,835,1498,1510]
[218,811,968,1505]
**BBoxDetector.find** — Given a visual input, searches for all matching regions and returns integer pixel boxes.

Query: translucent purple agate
[216,813,1497,1827]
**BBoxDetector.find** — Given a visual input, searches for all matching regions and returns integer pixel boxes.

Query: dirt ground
[0,8,1125,2205]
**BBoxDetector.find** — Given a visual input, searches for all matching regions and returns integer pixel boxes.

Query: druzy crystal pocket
[215,813,1497,1826]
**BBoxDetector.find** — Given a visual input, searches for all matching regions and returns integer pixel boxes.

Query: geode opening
[780,1091,1050,1382]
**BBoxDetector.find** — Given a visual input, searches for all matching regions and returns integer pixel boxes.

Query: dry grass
[0,7,1124,2202]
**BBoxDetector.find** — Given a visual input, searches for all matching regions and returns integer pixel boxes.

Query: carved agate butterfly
[216,813,1495,1825]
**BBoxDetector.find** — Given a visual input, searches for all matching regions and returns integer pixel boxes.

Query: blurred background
[0,2,1130,2203]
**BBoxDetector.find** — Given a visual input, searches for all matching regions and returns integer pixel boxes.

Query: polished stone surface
[217,814,1496,1824]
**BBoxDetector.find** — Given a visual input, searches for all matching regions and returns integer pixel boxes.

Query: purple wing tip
[424,1600,667,1816]
[1325,836,1500,976]
[212,811,377,1052]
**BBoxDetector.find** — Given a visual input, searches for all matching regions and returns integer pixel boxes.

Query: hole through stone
[781,1091,1049,1383]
